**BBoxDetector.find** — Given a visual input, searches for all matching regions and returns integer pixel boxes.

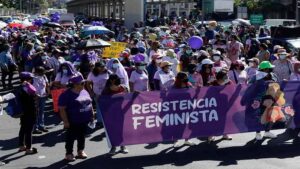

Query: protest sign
[99,81,300,146]
[102,42,127,58]
[51,89,65,113]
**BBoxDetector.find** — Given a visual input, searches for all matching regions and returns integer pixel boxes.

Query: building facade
[66,0,196,20]
[66,0,298,21]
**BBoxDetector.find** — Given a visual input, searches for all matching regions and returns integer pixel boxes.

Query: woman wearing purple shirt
[58,74,94,162]
[21,43,34,72]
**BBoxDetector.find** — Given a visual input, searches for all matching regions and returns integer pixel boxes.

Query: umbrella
[82,26,113,36]
[27,25,39,31]
[80,39,111,49]
[10,20,22,24]
[43,22,62,28]
[8,23,25,29]
[40,17,50,23]
[0,21,7,29]
[232,19,251,26]
[60,20,75,27]
[22,19,33,27]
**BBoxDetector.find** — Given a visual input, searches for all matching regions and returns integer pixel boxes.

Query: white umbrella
[22,19,33,27]
[0,21,7,29]
[11,20,22,24]
[232,19,251,26]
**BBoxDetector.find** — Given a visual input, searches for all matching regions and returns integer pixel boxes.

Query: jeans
[1,68,13,89]
[35,97,47,130]
[256,123,273,133]
[65,123,87,155]
[94,95,103,123]
[19,118,35,149]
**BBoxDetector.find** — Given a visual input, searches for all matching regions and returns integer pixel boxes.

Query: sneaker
[96,122,103,128]
[173,140,181,148]
[64,154,76,162]
[33,129,43,134]
[40,128,49,132]
[108,147,117,155]
[264,132,276,138]
[255,133,263,140]
[18,146,26,152]
[76,150,87,159]
[222,135,233,140]
[184,140,196,146]
[120,146,129,154]
[208,136,215,142]
[25,148,38,155]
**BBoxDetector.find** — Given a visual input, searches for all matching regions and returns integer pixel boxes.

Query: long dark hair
[174,72,188,88]
[102,74,121,94]
[92,63,107,76]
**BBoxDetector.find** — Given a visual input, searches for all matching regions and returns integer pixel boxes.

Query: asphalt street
[1,75,300,169]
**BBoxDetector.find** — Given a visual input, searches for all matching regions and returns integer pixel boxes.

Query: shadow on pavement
[24,139,300,169]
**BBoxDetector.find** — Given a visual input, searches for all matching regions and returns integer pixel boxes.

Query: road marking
[38,155,46,159]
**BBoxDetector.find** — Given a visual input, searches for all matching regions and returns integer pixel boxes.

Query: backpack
[6,88,23,118]
[248,39,260,59]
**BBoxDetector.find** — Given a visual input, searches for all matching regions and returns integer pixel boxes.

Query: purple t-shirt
[58,89,93,124]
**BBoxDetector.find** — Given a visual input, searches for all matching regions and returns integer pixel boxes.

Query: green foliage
[234,0,283,12]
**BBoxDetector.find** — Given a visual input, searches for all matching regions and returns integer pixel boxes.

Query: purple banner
[99,81,300,146]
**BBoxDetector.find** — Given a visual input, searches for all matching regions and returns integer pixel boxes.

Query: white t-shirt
[33,75,48,97]
[162,56,180,75]
[154,70,175,90]
[87,72,109,95]
[130,70,149,92]
[149,49,165,60]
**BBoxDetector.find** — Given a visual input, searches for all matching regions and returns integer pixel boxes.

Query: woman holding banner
[210,69,233,141]
[250,61,279,140]
[102,74,129,155]
[172,72,196,147]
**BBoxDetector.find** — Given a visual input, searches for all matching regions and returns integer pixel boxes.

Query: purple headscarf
[58,61,77,77]
[107,58,129,88]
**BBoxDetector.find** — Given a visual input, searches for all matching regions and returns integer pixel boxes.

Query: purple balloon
[188,36,203,49]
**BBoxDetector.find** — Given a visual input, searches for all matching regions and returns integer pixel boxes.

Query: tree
[36,0,49,11]
[0,0,16,8]
[234,0,286,17]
